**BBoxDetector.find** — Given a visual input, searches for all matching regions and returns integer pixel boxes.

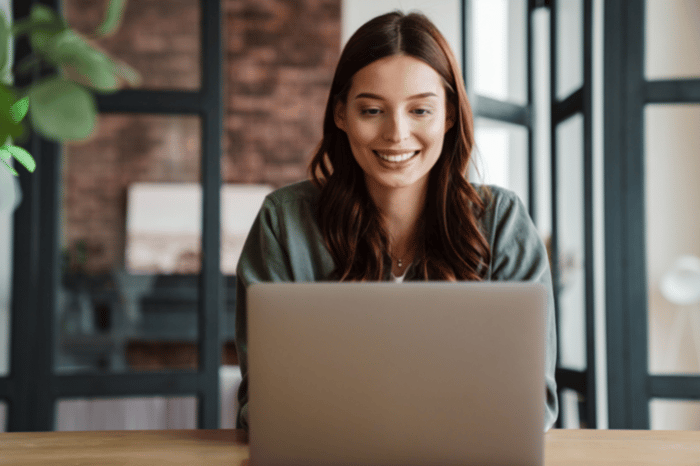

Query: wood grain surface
[1,428,699,465]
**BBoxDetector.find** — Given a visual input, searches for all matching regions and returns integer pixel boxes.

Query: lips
[373,150,419,163]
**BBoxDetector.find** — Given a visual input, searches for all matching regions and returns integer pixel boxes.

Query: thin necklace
[391,252,408,269]
[391,243,414,270]
[390,238,416,270]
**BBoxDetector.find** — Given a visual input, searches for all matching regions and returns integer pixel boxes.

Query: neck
[365,177,428,261]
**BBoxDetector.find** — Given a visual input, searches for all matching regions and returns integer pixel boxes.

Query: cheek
[347,122,378,146]
[422,120,447,146]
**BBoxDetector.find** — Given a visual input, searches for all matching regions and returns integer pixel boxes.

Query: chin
[368,173,429,192]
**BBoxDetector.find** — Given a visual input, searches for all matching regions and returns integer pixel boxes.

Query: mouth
[373,150,420,163]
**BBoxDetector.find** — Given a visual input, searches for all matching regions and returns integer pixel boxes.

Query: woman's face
[335,54,454,194]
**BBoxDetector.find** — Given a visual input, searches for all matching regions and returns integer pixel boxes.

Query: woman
[235,11,558,431]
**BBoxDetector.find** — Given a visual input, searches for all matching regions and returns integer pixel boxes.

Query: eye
[412,108,432,116]
[361,108,382,116]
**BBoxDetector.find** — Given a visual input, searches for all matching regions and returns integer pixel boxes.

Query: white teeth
[375,151,417,162]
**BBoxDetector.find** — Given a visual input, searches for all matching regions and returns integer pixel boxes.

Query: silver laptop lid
[248,281,546,466]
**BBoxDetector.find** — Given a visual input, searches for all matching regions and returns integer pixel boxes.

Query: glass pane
[62,0,201,90]
[473,118,529,208]
[55,396,197,430]
[57,114,202,374]
[555,0,583,100]
[560,388,582,429]
[0,400,6,432]
[473,0,527,104]
[646,105,700,375]
[645,0,700,80]
[650,399,700,430]
[533,7,552,239]
[220,365,243,428]
[556,114,586,371]
[0,169,15,377]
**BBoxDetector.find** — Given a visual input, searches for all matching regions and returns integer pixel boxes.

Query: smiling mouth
[373,150,420,163]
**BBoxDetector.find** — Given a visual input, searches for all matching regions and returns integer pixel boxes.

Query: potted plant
[0,0,140,178]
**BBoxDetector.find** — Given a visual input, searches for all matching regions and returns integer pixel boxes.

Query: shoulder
[256,180,322,239]
[473,183,538,251]
[263,179,320,209]
[474,185,548,280]
[472,183,527,221]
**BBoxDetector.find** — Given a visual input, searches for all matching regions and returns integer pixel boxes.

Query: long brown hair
[308,11,491,281]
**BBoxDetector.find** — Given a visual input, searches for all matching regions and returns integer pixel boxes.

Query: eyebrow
[353,92,438,101]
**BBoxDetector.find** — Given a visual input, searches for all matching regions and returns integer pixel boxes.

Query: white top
[391,267,410,283]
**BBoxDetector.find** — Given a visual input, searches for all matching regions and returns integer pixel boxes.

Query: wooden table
[0,428,699,465]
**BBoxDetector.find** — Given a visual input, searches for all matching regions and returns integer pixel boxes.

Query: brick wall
[61,0,340,274]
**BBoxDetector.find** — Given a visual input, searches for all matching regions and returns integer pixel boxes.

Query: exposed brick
[62,0,340,273]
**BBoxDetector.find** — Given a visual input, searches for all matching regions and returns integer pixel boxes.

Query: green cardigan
[234,180,559,431]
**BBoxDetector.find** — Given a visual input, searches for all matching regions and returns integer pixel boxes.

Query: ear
[445,102,456,133]
[334,100,347,132]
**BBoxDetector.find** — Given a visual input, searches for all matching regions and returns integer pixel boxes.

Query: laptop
[247,281,546,466]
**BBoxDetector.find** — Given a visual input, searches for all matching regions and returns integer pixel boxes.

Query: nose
[382,112,409,142]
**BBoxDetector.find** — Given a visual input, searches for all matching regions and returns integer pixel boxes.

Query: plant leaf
[0,147,10,161]
[1,158,18,177]
[30,24,70,52]
[36,29,81,66]
[24,6,139,93]
[30,5,61,24]
[0,85,25,142]
[30,5,68,31]
[28,6,69,53]
[6,145,36,173]
[10,97,29,123]
[62,62,120,93]
[111,60,141,87]
[96,0,128,37]
[28,77,97,141]
[0,10,9,77]
[46,30,122,93]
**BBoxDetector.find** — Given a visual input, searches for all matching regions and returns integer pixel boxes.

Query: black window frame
[604,0,700,429]
[1,0,223,431]
[462,0,597,428]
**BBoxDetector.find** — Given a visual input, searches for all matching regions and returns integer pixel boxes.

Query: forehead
[348,54,446,100]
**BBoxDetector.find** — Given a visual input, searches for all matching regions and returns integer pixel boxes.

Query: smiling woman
[308,11,487,283]
[332,54,454,277]
[234,10,559,433]
[334,55,453,195]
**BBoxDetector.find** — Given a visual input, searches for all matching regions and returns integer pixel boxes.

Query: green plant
[0,0,140,177]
